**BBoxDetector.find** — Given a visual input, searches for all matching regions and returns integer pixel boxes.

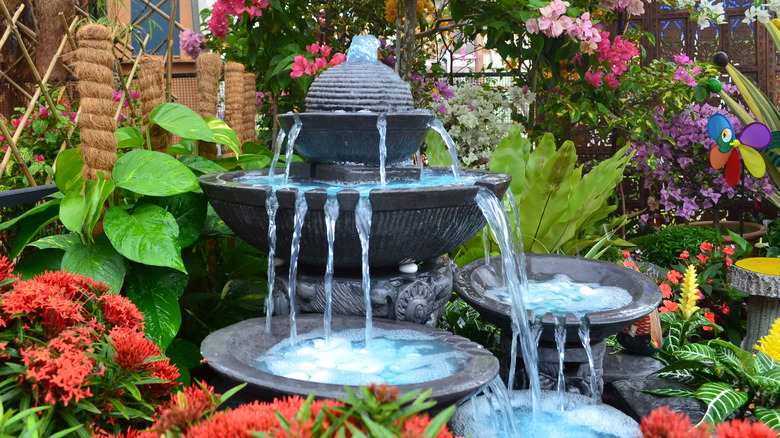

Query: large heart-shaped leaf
[15,249,63,280]
[61,237,126,293]
[178,155,228,175]
[54,147,84,194]
[205,117,240,157]
[149,103,213,142]
[104,204,185,272]
[141,192,208,248]
[126,270,181,351]
[695,382,749,426]
[115,127,145,149]
[112,149,198,196]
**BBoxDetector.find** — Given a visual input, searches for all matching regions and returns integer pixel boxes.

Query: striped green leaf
[755,407,780,432]
[754,368,780,388]
[767,20,780,58]
[675,343,716,364]
[655,369,698,385]
[717,90,756,127]
[642,387,696,398]
[725,64,780,131]
[695,382,749,426]
[755,351,780,374]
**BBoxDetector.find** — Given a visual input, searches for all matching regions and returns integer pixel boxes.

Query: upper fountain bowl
[277,44,435,165]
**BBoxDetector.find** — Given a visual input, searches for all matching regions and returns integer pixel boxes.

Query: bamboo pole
[114,34,150,121]
[165,0,176,102]
[134,0,185,32]
[0,4,24,54]
[133,0,169,28]
[58,12,77,52]
[0,70,32,100]
[0,115,36,186]
[0,17,79,177]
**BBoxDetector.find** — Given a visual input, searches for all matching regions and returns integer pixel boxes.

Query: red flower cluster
[640,406,777,438]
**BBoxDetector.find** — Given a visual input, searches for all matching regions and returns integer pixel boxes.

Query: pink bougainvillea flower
[290,55,309,78]
[585,70,604,87]
[180,28,206,59]
[329,52,346,67]
[604,72,620,89]
[34,154,44,162]
[320,44,332,57]
[306,43,321,54]
[674,53,693,65]
[112,90,123,102]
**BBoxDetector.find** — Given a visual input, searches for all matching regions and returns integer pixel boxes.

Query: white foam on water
[252,328,466,385]
[483,273,632,317]
[450,390,640,438]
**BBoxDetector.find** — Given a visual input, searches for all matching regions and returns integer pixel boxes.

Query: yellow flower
[755,318,780,363]
[385,0,435,22]
[678,264,700,320]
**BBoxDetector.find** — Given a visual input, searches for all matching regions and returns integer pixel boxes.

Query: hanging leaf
[695,382,749,426]
[140,192,208,248]
[54,148,84,194]
[112,149,199,196]
[205,117,241,157]
[126,278,181,351]
[104,204,185,272]
[148,103,213,142]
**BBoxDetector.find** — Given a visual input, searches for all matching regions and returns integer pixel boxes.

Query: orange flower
[660,300,679,313]
[726,256,733,266]
[659,282,673,299]
[702,312,716,331]
[367,382,400,403]
[622,250,630,259]
[667,270,683,284]
[700,242,713,253]
[696,254,709,264]
[679,250,690,259]
[722,246,734,255]
[623,260,639,272]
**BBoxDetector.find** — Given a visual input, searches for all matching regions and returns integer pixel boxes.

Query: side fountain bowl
[454,254,661,344]
[200,314,499,406]
[199,162,511,269]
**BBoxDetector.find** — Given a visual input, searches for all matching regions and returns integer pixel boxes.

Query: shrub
[640,225,723,269]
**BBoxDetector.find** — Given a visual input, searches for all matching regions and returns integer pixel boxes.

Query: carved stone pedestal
[729,258,780,352]
[272,257,453,326]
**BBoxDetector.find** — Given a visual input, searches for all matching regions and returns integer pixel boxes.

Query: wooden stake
[0,115,36,186]
[135,0,185,31]
[0,4,25,53]
[166,0,176,102]
[114,34,150,121]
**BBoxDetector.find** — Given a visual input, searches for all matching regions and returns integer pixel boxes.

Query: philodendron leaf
[104,204,186,272]
[141,192,208,248]
[61,236,126,293]
[695,382,749,426]
[115,127,145,149]
[113,149,199,196]
[755,407,780,432]
[14,249,63,280]
[149,102,213,142]
[30,233,81,251]
[55,147,85,194]
[205,117,241,157]
[126,272,181,351]
[59,191,87,233]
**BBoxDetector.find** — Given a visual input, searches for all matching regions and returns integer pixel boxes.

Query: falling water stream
[377,113,388,186]
[264,191,279,332]
[428,118,461,181]
[283,114,302,185]
[323,191,339,342]
[355,193,373,347]
[578,316,600,404]
[287,190,308,342]
[268,129,287,179]
[554,315,567,410]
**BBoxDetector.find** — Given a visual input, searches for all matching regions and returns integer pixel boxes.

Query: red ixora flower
[20,341,96,406]
[100,294,145,331]
[109,326,160,371]
[400,413,455,438]
[639,406,710,438]
[148,381,219,434]
[714,418,776,438]
[0,255,17,283]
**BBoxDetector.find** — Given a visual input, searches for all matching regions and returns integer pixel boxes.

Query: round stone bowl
[199,163,511,270]
[277,111,436,165]
[454,254,661,344]
[200,314,499,407]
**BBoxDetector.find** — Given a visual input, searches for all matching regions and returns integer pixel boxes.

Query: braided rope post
[243,72,257,146]
[196,52,222,159]
[138,55,169,152]
[224,62,245,157]
[75,24,117,181]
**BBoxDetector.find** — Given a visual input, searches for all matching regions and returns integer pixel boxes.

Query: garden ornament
[707,113,771,187]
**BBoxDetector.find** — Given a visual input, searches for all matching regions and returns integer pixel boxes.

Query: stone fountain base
[200,314,499,407]
[272,257,454,326]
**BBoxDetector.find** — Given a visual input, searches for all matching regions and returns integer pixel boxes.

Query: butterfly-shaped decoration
[707,113,772,187]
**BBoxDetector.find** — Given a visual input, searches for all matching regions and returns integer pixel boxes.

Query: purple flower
[437,103,447,115]
[410,74,423,83]
[434,80,455,100]
[129,91,140,100]
[180,28,206,59]
[112,90,122,102]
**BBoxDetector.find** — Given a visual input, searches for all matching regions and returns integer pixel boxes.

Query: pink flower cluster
[181,28,206,59]
[526,0,573,37]
[603,0,648,16]
[290,43,346,78]
[672,54,700,86]
[207,0,270,40]
[583,31,639,89]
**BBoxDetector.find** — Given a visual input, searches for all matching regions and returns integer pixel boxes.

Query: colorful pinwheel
[707,113,771,187]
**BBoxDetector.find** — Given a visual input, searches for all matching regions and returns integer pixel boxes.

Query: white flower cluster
[428,82,534,168]
[742,2,774,23]
[669,0,725,28]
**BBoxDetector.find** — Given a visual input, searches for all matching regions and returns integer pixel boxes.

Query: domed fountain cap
[304,36,414,113]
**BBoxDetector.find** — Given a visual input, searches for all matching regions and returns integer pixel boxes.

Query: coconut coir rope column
[224,61,245,156]
[243,72,257,145]
[75,24,116,180]
[196,52,222,159]
[138,55,169,152]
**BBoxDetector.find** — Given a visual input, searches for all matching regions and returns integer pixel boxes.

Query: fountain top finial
[346,35,381,63]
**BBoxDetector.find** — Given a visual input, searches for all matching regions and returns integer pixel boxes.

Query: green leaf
[31,119,46,135]
[115,127,145,149]
[674,343,716,364]
[754,367,780,388]
[168,141,195,156]
[9,201,61,258]
[83,173,115,239]
[149,103,214,142]
[178,155,228,175]
[642,387,697,398]
[755,407,780,432]
[59,191,87,233]
[205,117,241,157]
[113,149,199,196]
[14,249,63,279]
[54,148,84,194]
[61,236,126,293]
[725,64,780,131]
[104,204,185,272]
[755,351,780,374]
[29,233,81,251]
[141,192,208,248]
[126,277,181,350]
[695,382,749,426]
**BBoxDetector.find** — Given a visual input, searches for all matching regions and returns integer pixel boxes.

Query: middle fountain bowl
[199,162,511,270]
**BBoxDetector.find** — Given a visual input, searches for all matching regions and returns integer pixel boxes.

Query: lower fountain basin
[450,390,640,438]
[199,163,511,269]
[201,315,499,406]
[454,254,661,344]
